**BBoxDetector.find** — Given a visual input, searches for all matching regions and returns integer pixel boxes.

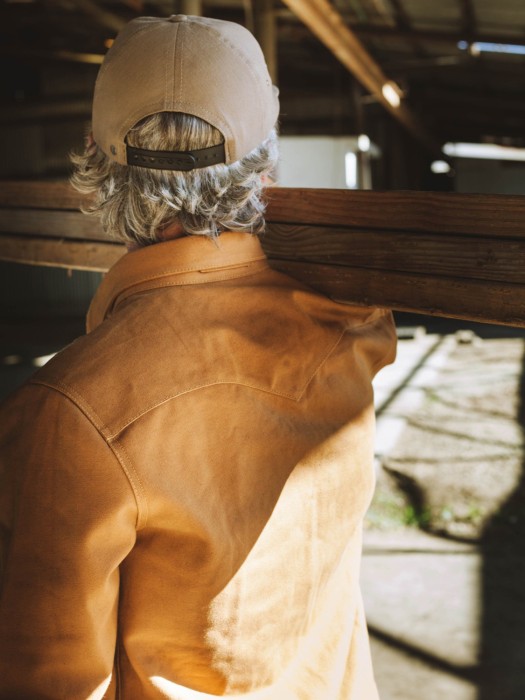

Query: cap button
[169,14,188,22]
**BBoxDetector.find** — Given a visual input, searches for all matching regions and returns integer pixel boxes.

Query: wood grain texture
[0,234,124,272]
[0,181,87,210]
[263,224,525,284]
[2,181,524,239]
[265,188,525,238]
[270,260,525,328]
[0,209,106,241]
[2,180,525,327]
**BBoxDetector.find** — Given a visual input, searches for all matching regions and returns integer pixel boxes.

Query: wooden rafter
[280,0,442,155]
[385,0,426,57]
[70,0,126,33]
[280,20,525,48]
[386,0,411,30]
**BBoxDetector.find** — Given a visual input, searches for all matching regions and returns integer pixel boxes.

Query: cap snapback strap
[126,143,226,171]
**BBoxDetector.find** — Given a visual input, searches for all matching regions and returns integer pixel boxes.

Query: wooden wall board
[0,234,124,272]
[271,260,525,328]
[0,181,85,211]
[264,223,525,284]
[0,209,106,242]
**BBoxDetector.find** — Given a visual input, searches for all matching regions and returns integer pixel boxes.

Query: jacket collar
[87,232,268,332]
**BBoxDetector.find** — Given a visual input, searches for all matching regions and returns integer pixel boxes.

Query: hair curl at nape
[70,112,279,247]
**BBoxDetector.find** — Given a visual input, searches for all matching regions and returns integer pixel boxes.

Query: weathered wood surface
[0,234,123,272]
[1,181,525,327]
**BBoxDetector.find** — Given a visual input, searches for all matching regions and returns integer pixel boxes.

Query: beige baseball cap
[92,14,279,170]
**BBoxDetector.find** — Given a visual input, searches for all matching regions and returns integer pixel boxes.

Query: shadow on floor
[478,345,525,700]
[381,316,525,698]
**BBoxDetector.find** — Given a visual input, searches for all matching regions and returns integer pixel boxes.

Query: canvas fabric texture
[0,232,396,699]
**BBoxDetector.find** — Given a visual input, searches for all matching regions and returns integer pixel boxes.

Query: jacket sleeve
[0,383,137,699]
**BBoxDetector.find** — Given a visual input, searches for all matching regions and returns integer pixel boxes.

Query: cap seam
[164,22,170,111]
[196,23,267,161]
[178,20,184,104]
[96,22,161,84]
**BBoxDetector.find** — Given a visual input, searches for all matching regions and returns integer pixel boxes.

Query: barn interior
[2,2,525,699]
[3,0,525,326]
[2,0,525,189]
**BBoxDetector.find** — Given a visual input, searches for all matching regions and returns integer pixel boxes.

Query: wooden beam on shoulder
[2,182,525,327]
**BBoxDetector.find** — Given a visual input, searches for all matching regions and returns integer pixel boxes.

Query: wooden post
[254,0,278,84]
[180,0,202,16]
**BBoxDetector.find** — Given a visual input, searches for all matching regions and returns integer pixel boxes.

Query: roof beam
[280,0,442,156]
[70,0,126,33]
[385,0,427,57]
[279,17,525,47]
[385,0,411,30]
[354,24,522,46]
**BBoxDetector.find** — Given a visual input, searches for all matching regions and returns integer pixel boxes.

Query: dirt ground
[364,330,525,700]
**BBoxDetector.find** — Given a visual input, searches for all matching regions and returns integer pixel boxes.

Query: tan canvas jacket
[0,232,396,699]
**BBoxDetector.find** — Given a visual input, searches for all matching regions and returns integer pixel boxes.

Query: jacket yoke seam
[107,330,348,438]
[29,379,148,531]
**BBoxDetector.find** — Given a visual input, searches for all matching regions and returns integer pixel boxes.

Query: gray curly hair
[70,112,279,247]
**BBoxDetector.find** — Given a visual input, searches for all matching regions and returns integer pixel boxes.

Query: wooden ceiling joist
[385,0,412,30]
[329,24,525,48]
[280,0,443,156]
[71,0,126,33]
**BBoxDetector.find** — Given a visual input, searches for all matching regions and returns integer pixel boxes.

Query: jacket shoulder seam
[29,379,148,530]
[106,330,348,437]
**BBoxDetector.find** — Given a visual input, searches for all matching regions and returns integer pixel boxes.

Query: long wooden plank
[2,182,525,239]
[4,212,524,285]
[0,234,124,272]
[2,233,524,327]
[270,259,525,328]
[264,223,525,284]
[2,180,525,327]
[0,181,85,210]
[266,188,525,238]
[0,210,106,241]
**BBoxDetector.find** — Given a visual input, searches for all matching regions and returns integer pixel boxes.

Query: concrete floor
[367,327,525,700]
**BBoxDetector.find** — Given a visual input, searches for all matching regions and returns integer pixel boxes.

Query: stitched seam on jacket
[29,379,147,530]
[110,265,269,310]
[107,437,149,529]
[111,257,267,290]
[104,311,393,432]
[107,330,348,438]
